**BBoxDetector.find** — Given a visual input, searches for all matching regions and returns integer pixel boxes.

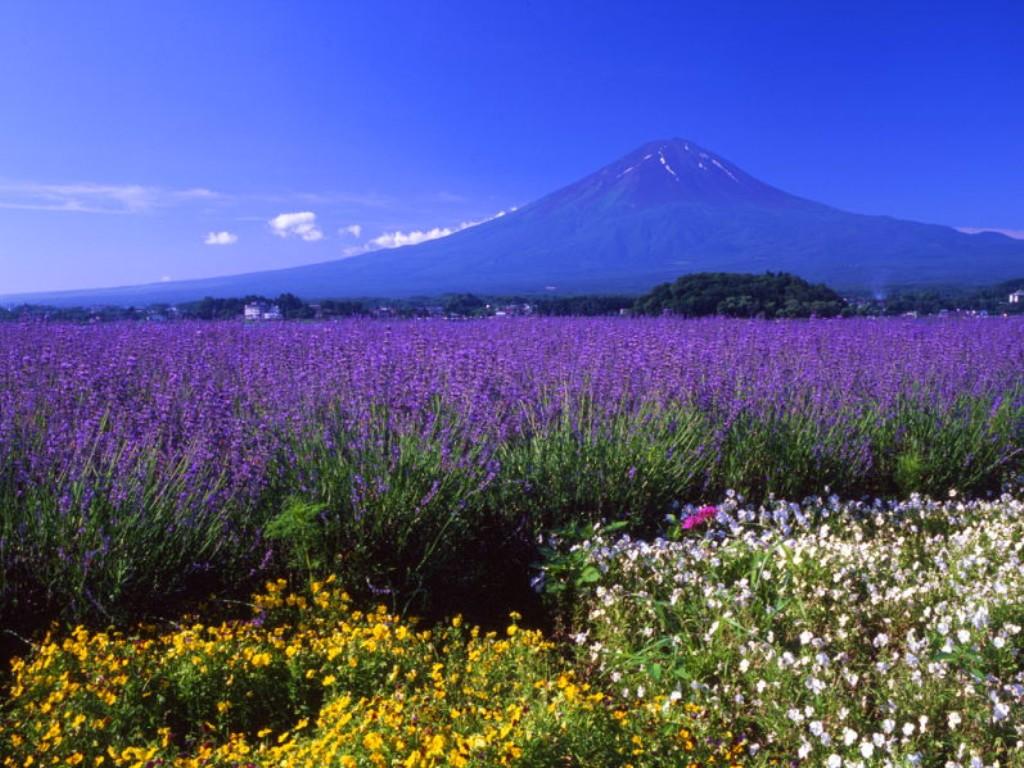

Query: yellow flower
[250,651,272,668]
[425,733,446,758]
[363,732,384,752]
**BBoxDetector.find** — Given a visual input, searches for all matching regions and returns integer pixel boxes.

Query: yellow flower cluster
[1,578,745,767]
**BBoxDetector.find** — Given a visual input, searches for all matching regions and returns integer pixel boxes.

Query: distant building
[243,301,283,321]
[1009,290,1024,304]
[491,303,534,318]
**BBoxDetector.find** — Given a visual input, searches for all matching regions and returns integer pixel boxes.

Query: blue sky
[1,0,1022,294]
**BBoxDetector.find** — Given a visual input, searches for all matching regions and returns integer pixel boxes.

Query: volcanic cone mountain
[9,139,1024,304]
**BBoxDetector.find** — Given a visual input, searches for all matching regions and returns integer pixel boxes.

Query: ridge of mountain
[4,139,1023,305]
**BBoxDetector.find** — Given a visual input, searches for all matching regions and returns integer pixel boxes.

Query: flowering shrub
[0,578,745,767]
[548,493,1024,765]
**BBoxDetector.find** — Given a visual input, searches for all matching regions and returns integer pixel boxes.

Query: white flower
[860,741,874,759]
[948,711,962,729]
[843,727,858,746]
[798,742,812,759]
[800,630,814,645]
[902,722,915,736]
[827,755,842,768]
[873,632,889,648]
[809,720,825,737]
[957,629,971,644]
[993,701,1010,722]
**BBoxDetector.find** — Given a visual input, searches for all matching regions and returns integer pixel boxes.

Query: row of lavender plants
[1,317,1022,629]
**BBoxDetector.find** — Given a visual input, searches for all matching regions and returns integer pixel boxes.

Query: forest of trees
[532,295,635,316]
[633,272,847,318]
[4,273,1023,321]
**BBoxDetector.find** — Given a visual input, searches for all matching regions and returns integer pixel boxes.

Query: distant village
[3,281,1024,323]
[240,298,537,322]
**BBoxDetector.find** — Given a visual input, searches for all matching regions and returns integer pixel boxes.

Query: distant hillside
[5,138,1024,306]
[634,272,845,318]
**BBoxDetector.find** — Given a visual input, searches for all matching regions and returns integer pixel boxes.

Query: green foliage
[287,405,497,614]
[531,295,635,316]
[4,391,1021,633]
[441,292,487,316]
[634,271,846,318]
[496,402,711,533]
[873,394,1024,496]
[264,497,328,580]
[0,439,253,625]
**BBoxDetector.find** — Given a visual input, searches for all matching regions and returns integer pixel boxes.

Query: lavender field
[2,317,1022,629]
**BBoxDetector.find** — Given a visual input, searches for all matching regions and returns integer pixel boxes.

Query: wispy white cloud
[341,210,509,258]
[269,211,324,241]
[370,225,460,249]
[160,275,172,283]
[204,230,238,245]
[341,224,362,238]
[957,226,1024,240]
[0,181,220,214]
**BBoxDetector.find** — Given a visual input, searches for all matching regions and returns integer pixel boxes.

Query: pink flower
[681,505,717,530]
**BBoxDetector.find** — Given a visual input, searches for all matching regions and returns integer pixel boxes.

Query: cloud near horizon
[269,211,324,241]
[341,224,362,238]
[204,230,238,245]
[341,209,513,258]
[0,181,218,214]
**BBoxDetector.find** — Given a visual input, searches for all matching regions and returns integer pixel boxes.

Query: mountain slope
[6,139,1024,305]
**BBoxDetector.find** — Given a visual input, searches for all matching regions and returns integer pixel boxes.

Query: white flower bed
[556,493,1024,765]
